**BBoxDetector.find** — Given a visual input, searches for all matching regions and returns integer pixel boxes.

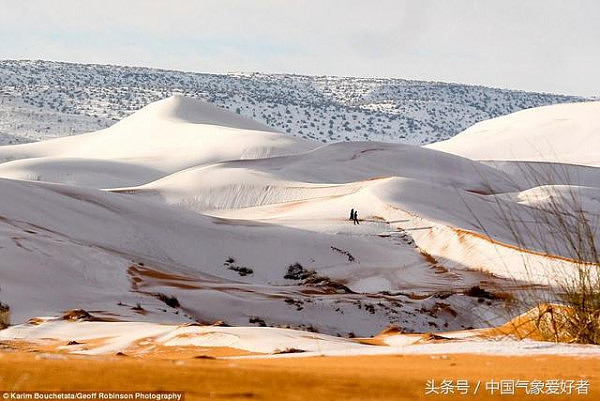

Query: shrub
[470,163,600,344]
[156,293,180,308]
[0,303,9,329]
[284,263,313,280]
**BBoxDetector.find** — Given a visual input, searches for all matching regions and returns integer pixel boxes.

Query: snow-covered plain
[1,96,599,355]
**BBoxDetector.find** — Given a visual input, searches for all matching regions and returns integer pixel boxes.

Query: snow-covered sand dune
[0,176,496,335]
[427,101,600,166]
[0,96,316,188]
[3,317,599,358]
[1,96,599,342]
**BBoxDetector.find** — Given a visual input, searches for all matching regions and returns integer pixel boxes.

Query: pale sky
[1,0,599,96]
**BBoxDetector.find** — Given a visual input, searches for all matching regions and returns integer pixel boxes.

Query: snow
[0,95,600,349]
[2,319,600,358]
[0,176,494,335]
[0,96,316,188]
[0,60,587,147]
[0,319,371,355]
[427,101,600,166]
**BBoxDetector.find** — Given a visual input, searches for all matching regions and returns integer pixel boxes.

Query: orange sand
[0,350,598,401]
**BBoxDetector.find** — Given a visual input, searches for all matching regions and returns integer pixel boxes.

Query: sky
[1,0,599,96]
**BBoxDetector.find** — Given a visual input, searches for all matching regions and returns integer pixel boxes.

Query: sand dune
[0,96,316,188]
[3,316,599,358]
[0,96,599,353]
[427,101,600,166]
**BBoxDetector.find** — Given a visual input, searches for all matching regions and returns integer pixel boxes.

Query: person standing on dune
[350,208,355,221]
[353,210,360,225]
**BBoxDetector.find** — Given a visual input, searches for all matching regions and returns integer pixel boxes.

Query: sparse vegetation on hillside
[0,60,587,145]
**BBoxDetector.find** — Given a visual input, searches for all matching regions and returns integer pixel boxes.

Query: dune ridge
[0,96,599,348]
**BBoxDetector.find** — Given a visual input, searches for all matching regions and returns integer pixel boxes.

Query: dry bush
[0,302,9,329]
[468,161,600,344]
